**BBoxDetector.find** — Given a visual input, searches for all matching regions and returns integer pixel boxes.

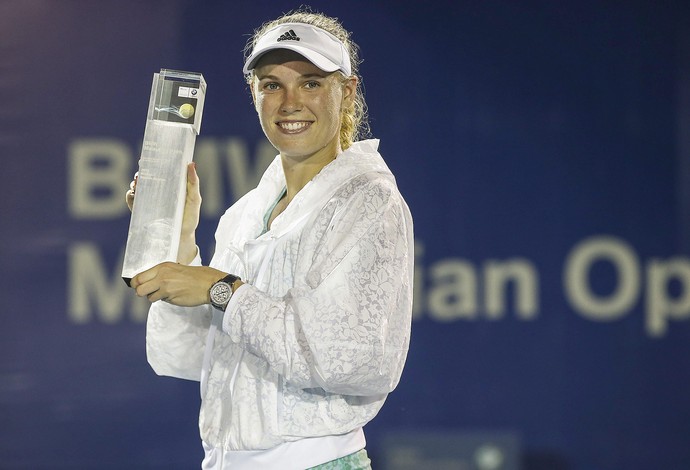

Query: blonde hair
[244,8,370,150]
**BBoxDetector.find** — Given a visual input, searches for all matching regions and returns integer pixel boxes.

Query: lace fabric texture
[146,140,414,452]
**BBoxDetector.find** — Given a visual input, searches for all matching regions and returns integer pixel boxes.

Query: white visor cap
[243,23,352,76]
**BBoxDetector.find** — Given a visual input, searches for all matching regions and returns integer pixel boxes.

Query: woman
[128,9,413,469]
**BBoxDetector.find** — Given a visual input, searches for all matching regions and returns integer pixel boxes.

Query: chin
[274,139,318,157]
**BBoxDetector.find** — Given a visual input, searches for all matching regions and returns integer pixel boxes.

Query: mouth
[276,121,312,134]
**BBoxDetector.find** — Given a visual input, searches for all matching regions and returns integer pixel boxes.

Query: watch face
[211,282,231,305]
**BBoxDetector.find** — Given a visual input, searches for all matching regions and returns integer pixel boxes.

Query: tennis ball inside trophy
[178,103,195,119]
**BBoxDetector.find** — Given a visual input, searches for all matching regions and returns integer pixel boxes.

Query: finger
[134,280,159,299]
[130,172,139,191]
[133,274,167,300]
[187,163,201,198]
[145,288,166,303]
[130,265,160,289]
[126,173,139,210]
[187,162,198,185]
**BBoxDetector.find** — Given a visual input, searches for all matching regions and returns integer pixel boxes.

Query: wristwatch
[209,274,240,312]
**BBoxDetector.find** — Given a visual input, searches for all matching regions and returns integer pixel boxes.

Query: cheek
[330,86,344,110]
[254,95,273,128]
[319,88,344,121]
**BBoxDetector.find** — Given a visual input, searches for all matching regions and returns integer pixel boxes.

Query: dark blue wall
[2,1,690,468]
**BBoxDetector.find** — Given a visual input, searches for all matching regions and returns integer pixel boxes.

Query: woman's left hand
[130,262,227,306]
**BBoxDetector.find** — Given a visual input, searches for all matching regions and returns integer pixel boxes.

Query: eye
[262,82,280,91]
[304,80,321,90]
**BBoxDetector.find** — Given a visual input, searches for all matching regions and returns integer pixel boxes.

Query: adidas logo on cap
[277,29,300,42]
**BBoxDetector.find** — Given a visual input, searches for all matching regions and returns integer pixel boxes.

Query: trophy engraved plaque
[122,69,206,285]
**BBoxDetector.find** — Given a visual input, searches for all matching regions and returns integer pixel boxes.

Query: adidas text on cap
[243,23,352,76]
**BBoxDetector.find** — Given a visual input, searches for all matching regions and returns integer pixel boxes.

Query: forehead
[254,49,326,75]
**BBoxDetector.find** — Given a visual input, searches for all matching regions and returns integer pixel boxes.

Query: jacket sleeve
[222,178,414,396]
[145,182,266,382]
[146,252,212,381]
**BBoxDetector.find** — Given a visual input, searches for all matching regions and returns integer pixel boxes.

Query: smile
[277,121,311,133]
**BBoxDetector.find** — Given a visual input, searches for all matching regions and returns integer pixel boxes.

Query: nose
[280,87,302,114]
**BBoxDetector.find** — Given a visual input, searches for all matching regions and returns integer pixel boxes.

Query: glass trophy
[122,69,206,285]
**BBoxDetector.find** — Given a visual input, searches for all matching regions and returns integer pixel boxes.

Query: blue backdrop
[2,1,690,469]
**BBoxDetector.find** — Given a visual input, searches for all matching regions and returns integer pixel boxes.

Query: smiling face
[251,49,356,165]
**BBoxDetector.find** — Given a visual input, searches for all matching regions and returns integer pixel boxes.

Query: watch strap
[218,273,240,290]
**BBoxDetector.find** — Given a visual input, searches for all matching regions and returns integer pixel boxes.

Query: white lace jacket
[146,139,414,451]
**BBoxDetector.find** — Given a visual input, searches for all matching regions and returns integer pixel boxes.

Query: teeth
[279,121,308,131]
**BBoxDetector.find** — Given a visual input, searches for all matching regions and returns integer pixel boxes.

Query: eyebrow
[256,72,330,81]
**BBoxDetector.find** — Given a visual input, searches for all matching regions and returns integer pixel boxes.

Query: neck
[280,146,341,203]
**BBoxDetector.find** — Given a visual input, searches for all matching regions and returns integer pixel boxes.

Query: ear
[341,76,358,108]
